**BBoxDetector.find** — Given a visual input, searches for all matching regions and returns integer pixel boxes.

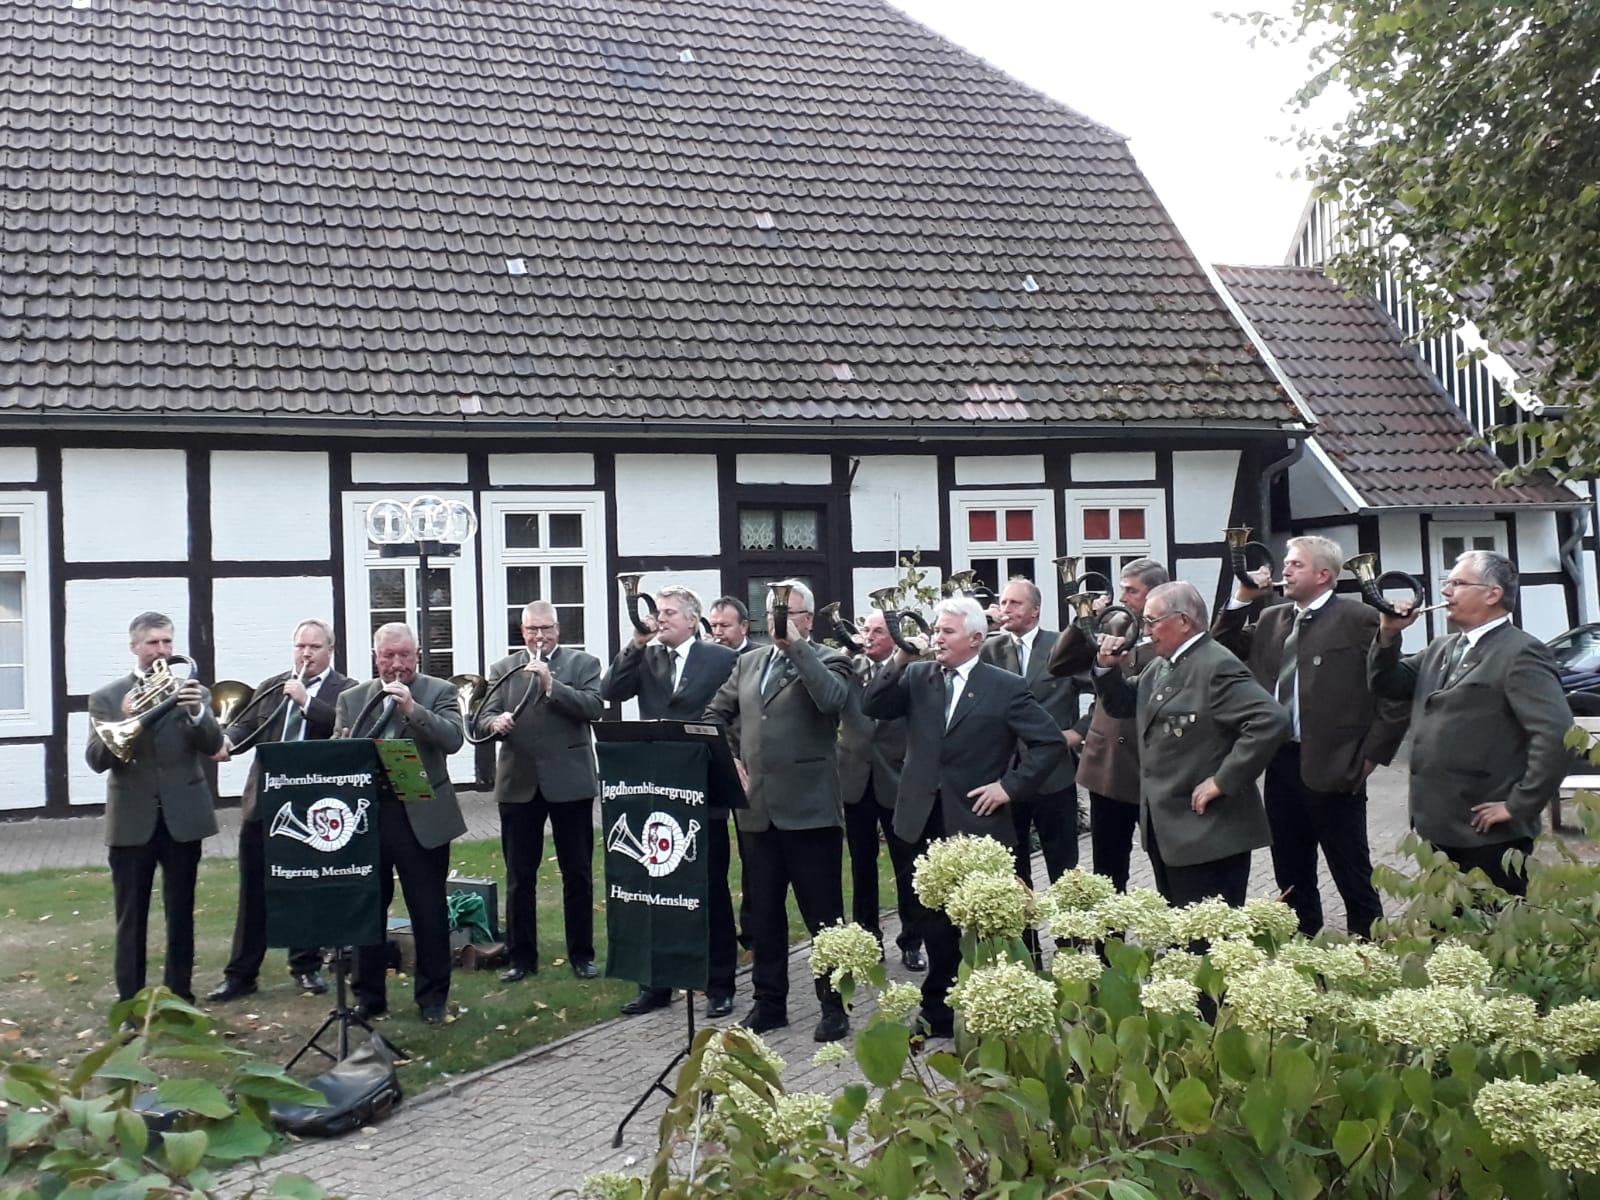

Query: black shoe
[353,1001,388,1021]
[900,947,928,972]
[499,966,533,984]
[913,1009,953,1040]
[206,978,258,1004]
[419,1005,446,1025]
[705,992,735,1018]
[620,988,673,1016]
[292,971,329,995]
[814,1010,850,1042]
[571,961,599,980]
[739,1006,788,1034]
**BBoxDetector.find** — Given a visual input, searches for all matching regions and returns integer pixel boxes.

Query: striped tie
[1275,610,1303,708]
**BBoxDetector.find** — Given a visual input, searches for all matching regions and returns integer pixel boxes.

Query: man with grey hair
[88,612,222,1003]
[1370,550,1571,895]
[478,601,604,984]
[208,618,355,1003]
[864,594,1064,1038]
[1215,536,1408,937]
[602,581,740,1018]
[1094,582,1289,906]
[706,579,855,1041]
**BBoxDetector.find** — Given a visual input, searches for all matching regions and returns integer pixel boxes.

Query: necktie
[1015,635,1028,675]
[1444,635,1469,684]
[1275,611,1304,707]
[942,666,958,725]
[671,647,686,694]
[761,651,789,699]
[282,700,306,742]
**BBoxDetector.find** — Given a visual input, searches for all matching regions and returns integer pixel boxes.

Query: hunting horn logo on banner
[269,796,371,854]
[607,811,700,878]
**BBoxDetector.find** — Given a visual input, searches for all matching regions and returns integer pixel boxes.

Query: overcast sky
[889,0,1324,267]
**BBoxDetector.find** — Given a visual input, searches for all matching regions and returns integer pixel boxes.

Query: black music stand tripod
[613,995,696,1148]
[285,947,380,1070]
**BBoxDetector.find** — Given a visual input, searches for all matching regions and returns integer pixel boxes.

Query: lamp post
[364,496,478,676]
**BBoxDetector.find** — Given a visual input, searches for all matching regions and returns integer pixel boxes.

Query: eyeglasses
[1140,612,1181,629]
[522,624,558,633]
[1438,579,1494,593]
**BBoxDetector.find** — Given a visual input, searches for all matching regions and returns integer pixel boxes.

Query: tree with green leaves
[1271,0,1600,477]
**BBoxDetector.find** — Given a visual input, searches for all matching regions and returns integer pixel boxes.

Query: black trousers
[355,798,452,1012]
[1010,785,1080,888]
[1145,820,1250,907]
[109,812,202,1002]
[639,816,737,1001]
[843,785,924,952]
[1089,792,1141,893]
[738,825,844,1015]
[1264,742,1383,938]
[1438,837,1533,897]
[222,817,322,985]
[499,794,595,971]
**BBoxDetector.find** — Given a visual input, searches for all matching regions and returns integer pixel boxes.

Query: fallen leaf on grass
[555,1008,567,1021]
[65,975,80,984]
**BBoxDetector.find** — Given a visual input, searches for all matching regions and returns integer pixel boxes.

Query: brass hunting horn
[818,601,865,655]
[1047,555,1134,676]
[92,654,200,765]
[1224,525,1277,588]
[1343,553,1436,616]
[616,572,657,635]
[867,586,932,656]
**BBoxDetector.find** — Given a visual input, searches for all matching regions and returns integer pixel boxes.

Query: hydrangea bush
[612,815,1600,1199]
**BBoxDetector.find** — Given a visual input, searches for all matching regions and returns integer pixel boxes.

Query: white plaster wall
[1377,513,1426,574]
[62,450,188,562]
[1073,452,1156,483]
[1521,583,1571,641]
[736,454,831,485]
[849,456,939,554]
[211,452,330,561]
[0,448,37,483]
[1171,450,1242,545]
[614,456,720,556]
[1311,524,1361,564]
[349,453,469,483]
[1176,557,1224,617]
[216,753,251,801]
[65,578,190,695]
[953,456,1044,486]
[487,454,596,486]
[68,712,101,805]
[0,742,45,811]
[1516,511,1562,574]
[212,576,337,685]
[1287,455,1352,522]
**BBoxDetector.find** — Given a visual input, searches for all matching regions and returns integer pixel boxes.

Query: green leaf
[1333,1120,1373,1168]
[1400,1064,1433,1111]
[1240,1078,1287,1154]
[1215,1025,1256,1081]
[854,1020,910,1088]
[230,1073,328,1105]
[4,1108,56,1149]
[977,1037,1006,1073]
[867,1137,914,1200]
[269,1174,330,1200]
[156,1078,234,1120]
[1167,1075,1213,1132]
[114,1108,149,1160]
[94,1043,159,1086]
[924,1051,964,1083]
[201,1114,273,1162]
[1090,1031,1119,1074]
[160,1128,209,1176]
[1273,1046,1318,1112]
[1107,1182,1160,1200]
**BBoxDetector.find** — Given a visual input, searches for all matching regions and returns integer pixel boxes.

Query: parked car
[1548,623,1600,703]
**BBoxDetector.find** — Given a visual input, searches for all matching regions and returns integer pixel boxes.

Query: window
[1066,490,1167,594]
[950,490,1058,625]
[481,492,607,660]
[737,504,828,644]
[0,495,51,735]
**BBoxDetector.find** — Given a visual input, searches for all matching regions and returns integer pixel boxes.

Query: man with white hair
[863,595,1064,1039]
[705,579,855,1042]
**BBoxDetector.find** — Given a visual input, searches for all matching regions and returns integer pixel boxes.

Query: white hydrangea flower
[1044,904,1107,943]
[948,959,1058,1038]
[1272,942,1328,973]
[1093,889,1179,946]
[1174,897,1253,944]
[1316,989,1367,1024]
[1242,897,1300,942]
[1426,942,1494,989]
[1471,993,1540,1046]
[1365,986,1472,1051]
[1051,951,1105,987]
[1540,1000,1600,1062]
[701,1028,786,1086]
[1206,939,1267,976]
[945,871,1031,940]
[1535,1106,1600,1174]
[765,1092,836,1143]
[1141,975,1201,1018]
[579,1172,640,1200]
[810,921,883,991]
[1224,962,1319,1034]
[876,982,923,1023]
[1044,868,1119,914]
[1474,1079,1558,1147]
[913,835,1017,910]
[812,1043,849,1067]
[1149,950,1203,983]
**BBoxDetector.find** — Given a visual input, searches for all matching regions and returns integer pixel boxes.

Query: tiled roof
[1215,265,1577,509]
[0,0,1296,432]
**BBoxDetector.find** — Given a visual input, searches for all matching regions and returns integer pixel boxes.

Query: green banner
[256,739,385,950]
[599,741,711,990]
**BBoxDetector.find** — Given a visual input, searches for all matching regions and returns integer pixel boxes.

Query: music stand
[286,948,378,1070]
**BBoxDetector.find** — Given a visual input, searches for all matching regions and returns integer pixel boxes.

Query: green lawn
[0,834,900,1094]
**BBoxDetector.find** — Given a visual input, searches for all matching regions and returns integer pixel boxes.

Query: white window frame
[1065,488,1168,567]
[480,491,608,662]
[950,489,1059,628]
[340,490,482,681]
[0,493,51,737]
